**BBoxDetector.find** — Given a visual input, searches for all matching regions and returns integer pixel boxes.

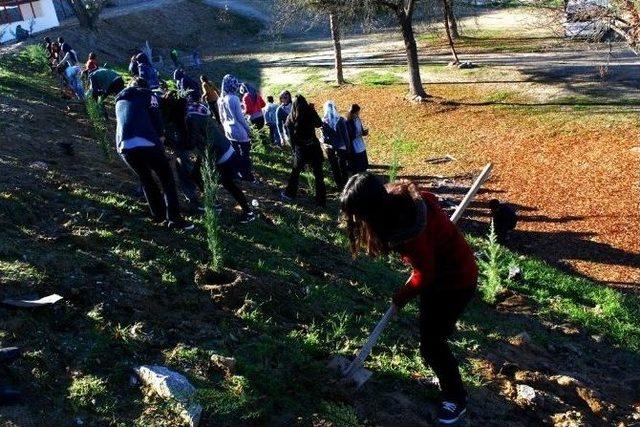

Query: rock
[516,384,537,404]
[507,265,522,281]
[134,365,202,427]
[210,354,236,376]
[630,146,640,154]
[551,410,584,426]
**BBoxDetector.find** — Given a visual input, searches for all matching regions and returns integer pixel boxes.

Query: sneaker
[280,191,293,202]
[167,220,195,231]
[437,401,466,425]
[239,211,256,224]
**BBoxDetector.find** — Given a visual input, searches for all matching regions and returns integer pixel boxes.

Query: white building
[1,0,60,44]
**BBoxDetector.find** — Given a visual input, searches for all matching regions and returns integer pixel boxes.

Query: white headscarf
[323,100,340,130]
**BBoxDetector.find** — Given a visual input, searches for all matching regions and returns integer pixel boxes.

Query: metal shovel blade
[328,356,372,389]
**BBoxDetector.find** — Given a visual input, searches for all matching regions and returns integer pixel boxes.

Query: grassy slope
[1,46,639,426]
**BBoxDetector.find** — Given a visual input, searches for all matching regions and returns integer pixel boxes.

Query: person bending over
[340,173,477,425]
[322,100,350,190]
[115,77,193,230]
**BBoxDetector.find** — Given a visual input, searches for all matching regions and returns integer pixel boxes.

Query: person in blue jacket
[135,53,160,90]
[115,77,193,230]
[275,90,292,147]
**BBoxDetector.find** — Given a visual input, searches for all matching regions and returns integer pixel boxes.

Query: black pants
[250,115,265,130]
[419,287,475,404]
[230,140,255,182]
[350,150,369,175]
[284,143,326,206]
[326,147,349,190]
[120,146,182,223]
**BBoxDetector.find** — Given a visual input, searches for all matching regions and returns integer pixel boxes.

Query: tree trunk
[398,10,428,99]
[329,11,345,85]
[445,0,460,39]
[443,0,460,63]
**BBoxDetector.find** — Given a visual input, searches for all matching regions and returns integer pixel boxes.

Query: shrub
[202,147,224,272]
[18,45,49,73]
[67,375,116,416]
[85,97,111,159]
[478,221,505,304]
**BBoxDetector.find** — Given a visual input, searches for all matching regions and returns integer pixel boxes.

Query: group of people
[36,37,483,425]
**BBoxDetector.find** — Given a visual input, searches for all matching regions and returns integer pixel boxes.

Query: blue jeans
[230,140,255,182]
[267,123,278,146]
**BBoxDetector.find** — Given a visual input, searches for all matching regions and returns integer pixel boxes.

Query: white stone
[516,384,537,403]
[135,365,202,427]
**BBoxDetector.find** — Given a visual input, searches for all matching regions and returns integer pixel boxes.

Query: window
[0,5,23,24]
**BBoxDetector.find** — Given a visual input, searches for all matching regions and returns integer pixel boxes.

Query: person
[275,90,292,147]
[346,104,369,174]
[59,42,79,68]
[49,41,61,67]
[321,101,350,190]
[64,64,85,101]
[135,53,160,90]
[173,69,201,102]
[200,75,220,123]
[87,68,125,101]
[44,37,55,63]
[218,74,255,183]
[280,95,326,207]
[263,96,279,148]
[85,52,98,73]
[57,36,68,52]
[185,101,256,224]
[240,83,266,130]
[128,54,139,77]
[489,199,517,242]
[0,347,21,406]
[340,174,477,425]
[15,25,29,41]
[115,77,193,230]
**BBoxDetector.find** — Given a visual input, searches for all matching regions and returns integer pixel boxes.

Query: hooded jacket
[173,69,201,101]
[186,103,234,164]
[217,74,251,142]
[115,87,164,153]
[392,192,478,308]
[136,54,160,90]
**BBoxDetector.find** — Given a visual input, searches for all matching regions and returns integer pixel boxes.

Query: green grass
[357,70,403,87]
[2,43,639,425]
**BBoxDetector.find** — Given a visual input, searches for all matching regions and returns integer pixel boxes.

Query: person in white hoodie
[218,74,255,183]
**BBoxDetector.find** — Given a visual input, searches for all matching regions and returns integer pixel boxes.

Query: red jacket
[242,93,266,116]
[393,192,478,308]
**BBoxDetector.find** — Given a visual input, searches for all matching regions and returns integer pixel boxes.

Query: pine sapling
[479,220,504,304]
[202,147,224,272]
[85,97,111,159]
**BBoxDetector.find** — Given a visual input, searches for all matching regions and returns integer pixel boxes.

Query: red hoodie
[242,93,266,117]
[393,192,478,308]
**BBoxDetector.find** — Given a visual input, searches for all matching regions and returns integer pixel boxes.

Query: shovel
[329,163,493,388]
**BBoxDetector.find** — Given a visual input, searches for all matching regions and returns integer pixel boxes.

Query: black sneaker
[239,211,256,224]
[167,220,195,231]
[437,401,466,425]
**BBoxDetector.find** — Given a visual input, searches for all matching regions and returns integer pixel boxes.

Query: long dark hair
[340,173,422,256]
[290,94,311,123]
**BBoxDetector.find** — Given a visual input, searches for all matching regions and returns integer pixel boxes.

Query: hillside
[1,3,640,427]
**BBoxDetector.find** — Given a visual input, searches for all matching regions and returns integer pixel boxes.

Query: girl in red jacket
[240,83,266,130]
[340,173,477,425]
